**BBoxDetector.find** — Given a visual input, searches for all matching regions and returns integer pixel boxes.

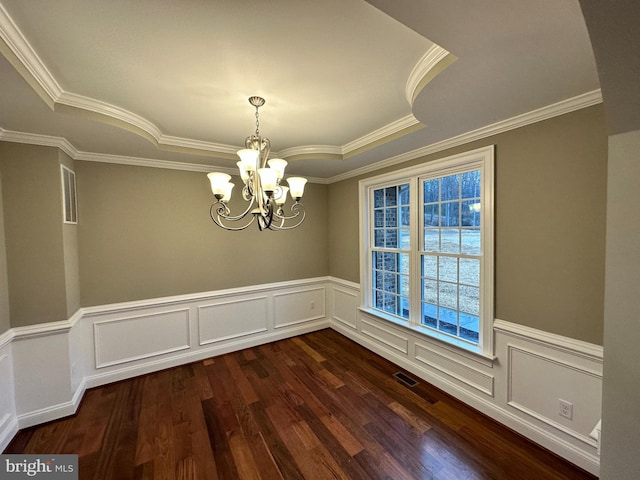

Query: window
[360,146,494,355]
[61,165,77,224]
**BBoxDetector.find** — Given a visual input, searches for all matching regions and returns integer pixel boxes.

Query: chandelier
[207,96,308,231]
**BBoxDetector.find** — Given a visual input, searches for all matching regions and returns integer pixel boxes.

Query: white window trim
[359,145,495,357]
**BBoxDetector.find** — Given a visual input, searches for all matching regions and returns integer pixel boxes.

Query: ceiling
[0,0,600,181]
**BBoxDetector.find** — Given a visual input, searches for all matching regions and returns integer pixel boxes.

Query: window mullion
[410,176,421,327]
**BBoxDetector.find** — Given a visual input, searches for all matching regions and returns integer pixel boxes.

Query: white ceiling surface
[0,0,600,180]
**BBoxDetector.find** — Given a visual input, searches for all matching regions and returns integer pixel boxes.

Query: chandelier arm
[210,203,257,231]
[257,199,275,231]
[212,196,257,222]
[268,203,306,230]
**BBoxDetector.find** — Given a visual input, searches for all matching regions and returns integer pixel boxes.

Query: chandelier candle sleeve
[207,96,308,231]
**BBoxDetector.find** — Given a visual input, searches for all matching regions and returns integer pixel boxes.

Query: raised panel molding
[273,287,326,329]
[414,342,495,396]
[198,296,269,345]
[0,344,18,452]
[331,286,358,329]
[94,308,191,368]
[506,344,601,447]
[360,317,409,354]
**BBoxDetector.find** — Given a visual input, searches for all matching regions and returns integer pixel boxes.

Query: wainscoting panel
[331,286,358,329]
[0,335,17,452]
[273,287,326,329]
[198,296,268,345]
[415,341,495,396]
[327,278,602,475]
[94,308,191,368]
[360,317,409,355]
[3,277,601,475]
[507,345,601,446]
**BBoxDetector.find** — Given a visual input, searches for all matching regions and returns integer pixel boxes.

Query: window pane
[460,285,479,315]
[423,179,439,203]
[459,313,479,342]
[399,254,409,274]
[398,183,410,205]
[440,228,460,253]
[374,189,384,208]
[400,297,410,318]
[400,274,410,296]
[374,229,384,247]
[461,200,481,226]
[383,294,396,314]
[424,229,439,252]
[385,187,397,206]
[441,174,460,201]
[372,251,383,269]
[424,204,439,227]
[459,258,480,286]
[383,252,396,271]
[422,303,437,328]
[385,229,397,248]
[385,207,397,227]
[438,307,458,335]
[423,279,438,304]
[438,257,458,283]
[383,272,396,290]
[461,228,480,255]
[422,255,437,279]
[441,201,459,227]
[439,282,458,309]
[400,206,410,226]
[461,170,481,198]
[399,228,410,249]
[374,270,383,289]
[374,209,384,228]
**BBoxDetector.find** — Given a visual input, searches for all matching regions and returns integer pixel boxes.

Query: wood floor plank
[4,329,597,480]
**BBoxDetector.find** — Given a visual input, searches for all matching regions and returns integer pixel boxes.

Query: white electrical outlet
[559,399,573,419]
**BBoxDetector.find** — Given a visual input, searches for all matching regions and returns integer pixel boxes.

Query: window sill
[358,307,496,364]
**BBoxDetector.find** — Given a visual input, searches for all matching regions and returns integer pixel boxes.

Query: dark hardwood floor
[4,329,597,479]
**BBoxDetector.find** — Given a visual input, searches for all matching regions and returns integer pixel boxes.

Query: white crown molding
[276,144,343,159]
[75,151,231,174]
[0,127,77,158]
[328,89,603,183]
[405,44,451,105]
[0,3,62,100]
[342,114,422,154]
[0,6,426,164]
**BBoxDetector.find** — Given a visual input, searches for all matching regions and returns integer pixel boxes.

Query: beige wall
[328,105,607,345]
[76,161,329,306]
[0,168,10,335]
[0,143,70,327]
